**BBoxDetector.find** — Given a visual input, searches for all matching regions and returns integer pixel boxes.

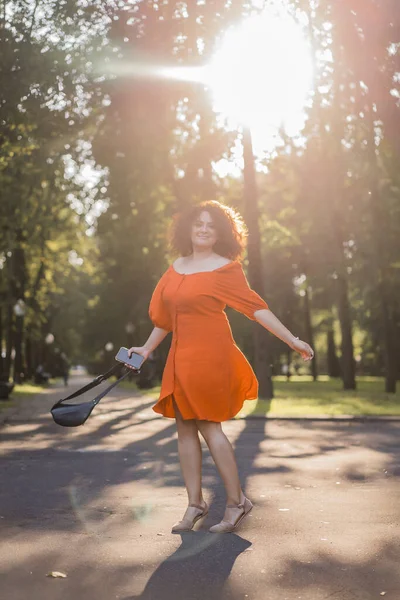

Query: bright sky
[204,6,314,174]
[160,4,313,176]
[77,3,314,225]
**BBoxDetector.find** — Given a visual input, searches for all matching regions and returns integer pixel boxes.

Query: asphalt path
[0,374,399,600]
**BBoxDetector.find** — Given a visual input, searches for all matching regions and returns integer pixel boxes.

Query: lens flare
[204,8,313,152]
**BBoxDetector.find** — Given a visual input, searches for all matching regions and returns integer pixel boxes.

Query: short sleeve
[148,270,173,332]
[213,261,269,320]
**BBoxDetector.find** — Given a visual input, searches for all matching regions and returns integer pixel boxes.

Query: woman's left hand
[290,338,314,361]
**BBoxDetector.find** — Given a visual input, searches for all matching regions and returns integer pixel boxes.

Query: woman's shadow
[124,532,252,600]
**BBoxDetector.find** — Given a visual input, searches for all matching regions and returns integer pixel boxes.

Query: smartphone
[115,347,145,370]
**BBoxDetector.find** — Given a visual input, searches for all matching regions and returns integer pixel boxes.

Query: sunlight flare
[204,8,314,152]
[97,5,313,156]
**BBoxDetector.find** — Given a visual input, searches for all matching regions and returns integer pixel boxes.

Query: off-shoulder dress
[148,260,269,422]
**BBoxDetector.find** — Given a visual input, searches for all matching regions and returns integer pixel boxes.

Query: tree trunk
[306,0,356,390]
[303,286,318,381]
[380,291,397,393]
[336,272,356,389]
[13,314,24,383]
[0,306,4,378]
[5,304,13,381]
[11,237,27,384]
[394,311,400,382]
[242,126,273,399]
[25,334,33,380]
[365,101,397,393]
[319,15,357,391]
[327,327,341,378]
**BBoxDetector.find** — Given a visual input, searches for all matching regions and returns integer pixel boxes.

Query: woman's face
[191,211,218,251]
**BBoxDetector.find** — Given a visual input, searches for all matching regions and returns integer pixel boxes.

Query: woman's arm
[128,326,170,363]
[253,308,314,361]
[144,326,170,354]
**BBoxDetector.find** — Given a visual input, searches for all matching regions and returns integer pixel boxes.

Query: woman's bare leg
[173,397,206,508]
[196,419,245,524]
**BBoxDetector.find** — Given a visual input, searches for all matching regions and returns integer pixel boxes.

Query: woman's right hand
[127,346,151,369]
[290,338,314,362]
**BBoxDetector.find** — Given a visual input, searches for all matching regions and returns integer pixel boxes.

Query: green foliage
[1,0,399,391]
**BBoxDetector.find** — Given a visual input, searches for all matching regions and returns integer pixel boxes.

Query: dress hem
[152,392,259,422]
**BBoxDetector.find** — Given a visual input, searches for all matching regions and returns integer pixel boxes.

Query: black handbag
[50,363,134,427]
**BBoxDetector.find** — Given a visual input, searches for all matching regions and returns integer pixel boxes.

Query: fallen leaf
[46,571,67,578]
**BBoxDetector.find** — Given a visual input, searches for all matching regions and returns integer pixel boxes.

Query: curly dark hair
[169,200,248,260]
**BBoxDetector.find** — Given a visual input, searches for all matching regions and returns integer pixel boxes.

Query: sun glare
[204,7,313,154]
[100,5,313,164]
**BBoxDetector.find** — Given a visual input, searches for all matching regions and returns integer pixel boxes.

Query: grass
[0,382,49,414]
[2,376,399,418]
[237,376,400,418]
[118,376,400,417]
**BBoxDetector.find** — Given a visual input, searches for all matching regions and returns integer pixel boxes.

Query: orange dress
[148,260,269,422]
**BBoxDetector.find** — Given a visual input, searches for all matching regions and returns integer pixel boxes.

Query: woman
[128,200,314,534]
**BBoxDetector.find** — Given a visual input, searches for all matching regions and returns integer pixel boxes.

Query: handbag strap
[52,364,133,409]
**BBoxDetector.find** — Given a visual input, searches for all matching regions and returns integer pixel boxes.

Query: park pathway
[0,373,399,600]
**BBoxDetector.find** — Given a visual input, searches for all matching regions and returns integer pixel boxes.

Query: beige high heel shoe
[171,502,209,533]
[209,497,253,533]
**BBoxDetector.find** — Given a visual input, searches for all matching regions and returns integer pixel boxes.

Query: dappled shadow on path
[123,532,251,600]
[1,378,400,600]
[0,375,291,535]
[272,539,400,599]
[1,387,400,534]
